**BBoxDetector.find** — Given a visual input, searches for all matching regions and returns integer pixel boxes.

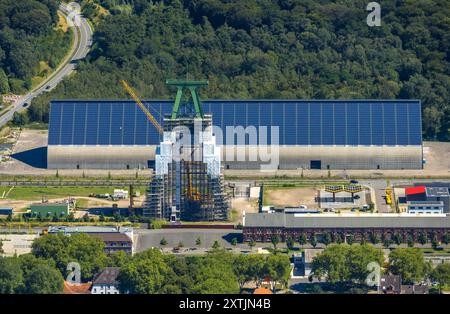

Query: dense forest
[26,0,450,141]
[0,0,72,95]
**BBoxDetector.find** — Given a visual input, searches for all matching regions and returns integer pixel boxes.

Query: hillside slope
[0,0,72,96]
[29,0,450,141]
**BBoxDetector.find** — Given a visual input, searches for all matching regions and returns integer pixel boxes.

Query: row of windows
[409,206,442,210]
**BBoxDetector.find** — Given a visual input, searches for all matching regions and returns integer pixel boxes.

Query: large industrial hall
[47,99,423,170]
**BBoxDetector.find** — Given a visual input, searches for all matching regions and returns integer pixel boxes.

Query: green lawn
[0,186,143,201]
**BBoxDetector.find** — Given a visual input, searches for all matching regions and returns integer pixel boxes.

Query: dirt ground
[231,198,259,224]
[0,196,144,211]
[265,187,318,207]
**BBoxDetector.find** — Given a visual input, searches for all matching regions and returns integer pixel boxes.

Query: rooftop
[401,284,429,294]
[379,275,401,294]
[49,99,422,147]
[90,233,132,243]
[407,201,444,205]
[244,213,450,229]
[405,186,426,196]
[63,281,92,294]
[30,203,69,208]
[48,226,133,234]
[93,267,120,286]
[253,287,273,294]
[426,186,450,198]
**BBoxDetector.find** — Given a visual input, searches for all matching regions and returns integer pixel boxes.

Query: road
[0,3,93,128]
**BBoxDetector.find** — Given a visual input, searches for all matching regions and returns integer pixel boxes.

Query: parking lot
[135,229,244,252]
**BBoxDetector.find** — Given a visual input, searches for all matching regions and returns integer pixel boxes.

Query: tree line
[310,244,450,293]
[24,0,450,141]
[1,234,449,294]
[0,233,291,294]
[258,231,450,250]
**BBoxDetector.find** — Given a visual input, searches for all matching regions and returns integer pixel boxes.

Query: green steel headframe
[166,79,209,119]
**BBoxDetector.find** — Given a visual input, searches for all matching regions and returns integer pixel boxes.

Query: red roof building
[253,287,273,294]
[63,281,92,294]
[405,186,426,196]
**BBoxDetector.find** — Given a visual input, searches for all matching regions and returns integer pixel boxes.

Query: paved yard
[136,229,243,252]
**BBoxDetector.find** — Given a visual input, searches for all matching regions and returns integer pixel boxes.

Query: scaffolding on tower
[138,79,229,222]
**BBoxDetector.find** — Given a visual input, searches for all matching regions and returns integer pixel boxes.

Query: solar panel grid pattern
[48,100,422,146]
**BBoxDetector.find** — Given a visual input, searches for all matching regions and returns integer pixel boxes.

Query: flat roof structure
[48,226,133,234]
[49,99,422,146]
[406,186,426,196]
[47,99,423,170]
[426,187,450,198]
[244,213,450,229]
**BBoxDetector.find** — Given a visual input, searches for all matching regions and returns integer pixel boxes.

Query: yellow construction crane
[120,80,164,134]
[185,161,202,201]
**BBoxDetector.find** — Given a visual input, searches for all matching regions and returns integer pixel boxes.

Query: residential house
[91,267,121,294]
[63,281,92,294]
[90,233,133,255]
[378,275,401,294]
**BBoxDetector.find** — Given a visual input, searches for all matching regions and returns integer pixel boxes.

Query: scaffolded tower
[144,80,229,221]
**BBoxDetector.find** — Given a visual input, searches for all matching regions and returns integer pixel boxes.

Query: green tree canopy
[19,255,63,294]
[27,0,450,141]
[31,233,108,281]
[117,248,175,294]
[430,263,450,293]
[311,244,384,284]
[388,248,431,284]
[0,257,24,293]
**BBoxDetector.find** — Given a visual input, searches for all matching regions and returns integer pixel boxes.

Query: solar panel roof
[48,100,422,146]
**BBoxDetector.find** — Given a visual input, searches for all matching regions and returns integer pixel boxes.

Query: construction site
[124,80,229,222]
[3,78,448,223]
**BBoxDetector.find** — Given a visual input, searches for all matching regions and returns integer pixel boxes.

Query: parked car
[350,180,359,184]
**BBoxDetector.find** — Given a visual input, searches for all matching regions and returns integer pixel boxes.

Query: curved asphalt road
[0,3,93,128]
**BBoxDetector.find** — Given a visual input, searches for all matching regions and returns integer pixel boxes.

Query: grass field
[0,186,144,201]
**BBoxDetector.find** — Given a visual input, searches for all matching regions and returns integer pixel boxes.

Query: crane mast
[120,80,164,134]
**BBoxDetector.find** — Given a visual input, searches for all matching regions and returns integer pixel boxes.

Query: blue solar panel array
[48,100,422,146]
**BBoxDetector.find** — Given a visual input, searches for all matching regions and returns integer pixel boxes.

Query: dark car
[350,180,359,184]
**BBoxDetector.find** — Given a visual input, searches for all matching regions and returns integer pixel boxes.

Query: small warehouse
[29,203,70,218]
[0,208,13,215]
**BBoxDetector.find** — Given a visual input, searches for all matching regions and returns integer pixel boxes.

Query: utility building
[48,96,422,170]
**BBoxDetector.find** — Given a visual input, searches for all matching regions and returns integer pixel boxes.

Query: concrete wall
[0,234,40,256]
[48,145,156,169]
[48,144,423,170]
